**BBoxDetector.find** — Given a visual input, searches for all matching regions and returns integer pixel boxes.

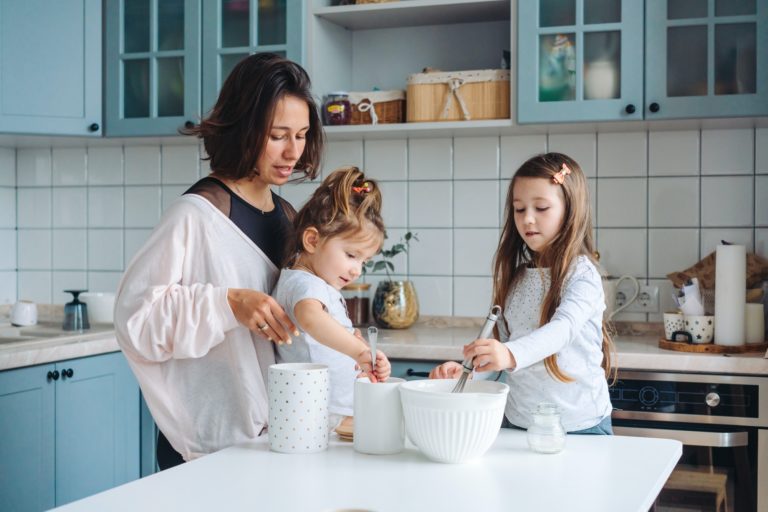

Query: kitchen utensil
[353,377,405,455]
[10,300,37,327]
[399,379,509,463]
[268,363,329,454]
[368,325,377,376]
[452,305,501,393]
[63,290,90,332]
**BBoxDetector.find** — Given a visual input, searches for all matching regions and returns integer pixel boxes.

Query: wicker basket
[406,69,510,122]
[349,90,405,125]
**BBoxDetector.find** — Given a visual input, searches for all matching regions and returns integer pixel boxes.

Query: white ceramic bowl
[79,292,115,324]
[399,379,509,463]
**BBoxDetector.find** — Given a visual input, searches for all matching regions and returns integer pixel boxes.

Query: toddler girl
[274,167,391,430]
[431,152,614,434]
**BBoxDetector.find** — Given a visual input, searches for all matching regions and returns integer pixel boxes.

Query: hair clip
[552,163,571,185]
[352,181,372,194]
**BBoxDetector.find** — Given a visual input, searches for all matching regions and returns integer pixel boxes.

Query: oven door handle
[614,426,749,448]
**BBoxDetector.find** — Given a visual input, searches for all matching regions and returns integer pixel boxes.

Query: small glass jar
[323,92,351,125]
[526,402,566,454]
[342,283,371,327]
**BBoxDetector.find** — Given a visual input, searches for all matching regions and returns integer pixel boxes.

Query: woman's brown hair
[492,152,615,383]
[287,167,385,266]
[183,53,323,181]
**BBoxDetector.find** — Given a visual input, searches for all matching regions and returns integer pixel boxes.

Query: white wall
[1,127,766,321]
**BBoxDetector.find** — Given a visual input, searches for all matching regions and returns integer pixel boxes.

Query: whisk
[451,305,502,393]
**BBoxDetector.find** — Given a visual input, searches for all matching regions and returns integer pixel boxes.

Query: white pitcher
[602,276,640,320]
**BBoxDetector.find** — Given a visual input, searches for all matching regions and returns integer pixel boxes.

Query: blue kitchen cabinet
[201,0,304,114]
[105,0,201,136]
[518,0,768,123]
[0,352,140,511]
[0,0,102,136]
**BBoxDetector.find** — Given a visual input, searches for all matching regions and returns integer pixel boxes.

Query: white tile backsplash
[701,129,754,175]
[324,140,364,176]
[454,136,499,179]
[53,272,88,304]
[597,132,647,177]
[649,130,699,176]
[0,127,763,318]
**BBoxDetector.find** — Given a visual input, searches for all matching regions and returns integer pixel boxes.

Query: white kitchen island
[54,430,681,512]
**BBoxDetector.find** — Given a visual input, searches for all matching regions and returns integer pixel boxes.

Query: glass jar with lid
[342,282,371,327]
[323,91,351,125]
[526,402,566,454]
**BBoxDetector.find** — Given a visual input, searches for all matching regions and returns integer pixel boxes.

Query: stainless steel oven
[610,370,767,512]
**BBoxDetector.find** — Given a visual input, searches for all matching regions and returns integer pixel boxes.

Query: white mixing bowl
[399,379,509,463]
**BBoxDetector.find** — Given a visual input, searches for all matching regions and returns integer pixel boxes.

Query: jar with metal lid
[526,402,566,454]
[342,282,371,326]
[323,92,351,125]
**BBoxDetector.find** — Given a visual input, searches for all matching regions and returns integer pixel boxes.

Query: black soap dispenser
[63,290,90,331]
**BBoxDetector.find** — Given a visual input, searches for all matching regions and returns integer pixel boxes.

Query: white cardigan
[114,194,278,461]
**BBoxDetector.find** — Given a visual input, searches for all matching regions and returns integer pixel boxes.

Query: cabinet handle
[88,123,100,132]
[624,104,636,114]
[47,370,60,381]
[63,368,74,379]
[405,369,430,378]
[184,120,194,129]
[648,102,660,113]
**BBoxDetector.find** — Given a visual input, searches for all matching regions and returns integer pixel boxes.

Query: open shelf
[323,119,516,139]
[313,0,510,30]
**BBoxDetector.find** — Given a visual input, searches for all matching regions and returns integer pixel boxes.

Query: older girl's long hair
[286,167,385,266]
[492,152,615,383]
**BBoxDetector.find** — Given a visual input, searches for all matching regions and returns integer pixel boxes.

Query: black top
[183,177,295,268]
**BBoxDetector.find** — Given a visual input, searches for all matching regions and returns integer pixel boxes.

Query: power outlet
[622,285,660,313]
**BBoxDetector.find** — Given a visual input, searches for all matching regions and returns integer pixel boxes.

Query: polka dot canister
[268,363,330,454]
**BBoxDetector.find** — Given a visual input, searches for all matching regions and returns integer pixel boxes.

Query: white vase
[584,60,618,100]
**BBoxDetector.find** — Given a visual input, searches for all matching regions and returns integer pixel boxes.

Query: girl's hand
[373,350,391,382]
[463,338,515,372]
[227,288,298,345]
[354,349,391,383]
[429,361,463,379]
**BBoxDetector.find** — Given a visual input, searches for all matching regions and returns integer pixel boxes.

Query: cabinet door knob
[184,120,194,129]
[63,368,74,379]
[88,123,100,132]
[47,370,60,381]
[648,102,660,113]
[405,368,430,378]
[624,104,636,114]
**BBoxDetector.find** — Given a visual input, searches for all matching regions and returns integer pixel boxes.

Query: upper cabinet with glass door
[518,0,768,123]
[105,0,201,136]
[518,0,644,123]
[645,0,767,119]
[201,0,303,115]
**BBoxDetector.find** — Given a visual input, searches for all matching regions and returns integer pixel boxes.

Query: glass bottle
[342,283,371,327]
[527,402,566,454]
[323,92,351,125]
[63,290,90,332]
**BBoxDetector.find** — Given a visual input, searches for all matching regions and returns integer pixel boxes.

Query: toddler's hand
[373,350,391,382]
[429,361,463,379]
[463,338,515,372]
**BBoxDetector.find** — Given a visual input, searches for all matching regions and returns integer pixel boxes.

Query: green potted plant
[364,232,419,329]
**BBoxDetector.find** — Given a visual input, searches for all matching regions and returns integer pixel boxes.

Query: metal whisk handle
[459,305,502,371]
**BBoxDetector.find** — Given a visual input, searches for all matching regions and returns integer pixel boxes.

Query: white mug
[268,363,329,454]
[603,276,640,320]
[10,300,38,327]
[353,377,405,455]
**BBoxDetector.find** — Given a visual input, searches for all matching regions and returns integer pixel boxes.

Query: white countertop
[1,319,766,375]
[53,430,682,512]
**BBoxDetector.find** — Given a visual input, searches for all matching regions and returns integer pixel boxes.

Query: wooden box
[348,90,406,125]
[406,69,510,123]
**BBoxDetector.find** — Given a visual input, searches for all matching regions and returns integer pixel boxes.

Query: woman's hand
[463,338,515,372]
[227,288,298,344]
[429,361,464,379]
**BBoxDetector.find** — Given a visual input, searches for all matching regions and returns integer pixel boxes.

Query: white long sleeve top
[114,194,278,461]
[498,255,612,432]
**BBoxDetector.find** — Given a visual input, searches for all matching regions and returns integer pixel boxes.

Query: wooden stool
[656,468,728,512]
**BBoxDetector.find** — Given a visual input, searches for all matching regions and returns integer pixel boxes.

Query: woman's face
[511,176,566,253]
[255,94,310,186]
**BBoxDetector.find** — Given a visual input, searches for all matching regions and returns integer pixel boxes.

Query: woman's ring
[258,323,268,331]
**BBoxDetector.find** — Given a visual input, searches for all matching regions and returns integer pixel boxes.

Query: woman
[114,53,324,470]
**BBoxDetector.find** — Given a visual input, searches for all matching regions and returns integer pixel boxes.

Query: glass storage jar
[526,402,566,454]
[323,92,351,125]
[342,283,371,327]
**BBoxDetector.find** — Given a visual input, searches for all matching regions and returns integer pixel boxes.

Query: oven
[610,370,767,512]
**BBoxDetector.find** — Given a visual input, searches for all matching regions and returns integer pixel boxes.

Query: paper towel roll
[714,245,746,346]
[745,303,765,344]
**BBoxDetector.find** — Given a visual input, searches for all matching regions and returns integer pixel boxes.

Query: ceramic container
[399,379,509,463]
[268,363,329,454]
[10,300,37,327]
[353,377,405,455]
[79,292,115,324]
[663,311,685,340]
[684,315,715,344]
